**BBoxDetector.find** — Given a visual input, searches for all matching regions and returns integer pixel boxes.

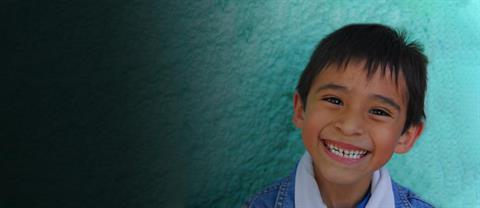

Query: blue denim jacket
[243,168,434,208]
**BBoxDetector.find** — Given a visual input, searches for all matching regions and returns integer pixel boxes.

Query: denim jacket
[243,168,434,208]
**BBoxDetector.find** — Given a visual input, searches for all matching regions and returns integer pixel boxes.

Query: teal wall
[6,1,480,207]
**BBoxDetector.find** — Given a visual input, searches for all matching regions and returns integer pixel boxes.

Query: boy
[244,24,433,208]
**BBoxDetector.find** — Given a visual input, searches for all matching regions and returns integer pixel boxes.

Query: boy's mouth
[322,139,369,160]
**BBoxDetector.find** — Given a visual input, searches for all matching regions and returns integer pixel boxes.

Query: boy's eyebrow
[315,83,347,93]
[315,83,401,111]
[370,94,401,111]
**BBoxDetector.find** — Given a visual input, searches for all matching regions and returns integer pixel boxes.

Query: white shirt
[294,152,395,208]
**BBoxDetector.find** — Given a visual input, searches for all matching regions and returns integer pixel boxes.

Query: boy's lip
[321,138,369,152]
[319,137,370,165]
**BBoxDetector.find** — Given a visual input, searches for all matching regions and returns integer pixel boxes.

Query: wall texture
[5,0,480,207]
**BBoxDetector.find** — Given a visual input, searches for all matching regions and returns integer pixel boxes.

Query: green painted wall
[5,0,480,207]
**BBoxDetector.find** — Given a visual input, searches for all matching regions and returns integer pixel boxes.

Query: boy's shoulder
[392,180,435,208]
[242,170,295,208]
[243,170,435,208]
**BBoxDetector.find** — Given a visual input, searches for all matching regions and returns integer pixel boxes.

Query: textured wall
[5,1,480,207]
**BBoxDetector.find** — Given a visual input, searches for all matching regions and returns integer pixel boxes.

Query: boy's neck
[314,169,372,208]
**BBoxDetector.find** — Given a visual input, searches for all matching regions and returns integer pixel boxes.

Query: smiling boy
[244,24,433,207]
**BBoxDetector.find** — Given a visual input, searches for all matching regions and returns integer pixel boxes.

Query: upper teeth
[326,143,367,159]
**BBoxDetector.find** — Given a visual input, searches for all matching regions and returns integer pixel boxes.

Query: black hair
[296,23,428,133]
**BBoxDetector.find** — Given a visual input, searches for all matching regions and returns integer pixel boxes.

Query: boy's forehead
[323,60,405,87]
[312,60,409,103]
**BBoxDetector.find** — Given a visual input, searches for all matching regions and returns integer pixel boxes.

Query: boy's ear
[292,92,305,129]
[394,122,424,154]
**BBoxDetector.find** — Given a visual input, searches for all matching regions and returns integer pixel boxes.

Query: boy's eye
[323,97,343,106]
[369,109,391,117]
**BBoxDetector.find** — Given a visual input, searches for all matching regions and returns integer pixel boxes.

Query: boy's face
[293,60,423,186]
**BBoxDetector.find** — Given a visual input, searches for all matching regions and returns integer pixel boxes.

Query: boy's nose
[334,109,365,136]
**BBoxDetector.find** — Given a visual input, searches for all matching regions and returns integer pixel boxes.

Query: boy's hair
[296,24,428,133]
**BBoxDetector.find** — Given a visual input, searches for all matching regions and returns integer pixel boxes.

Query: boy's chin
[315,166,373,187]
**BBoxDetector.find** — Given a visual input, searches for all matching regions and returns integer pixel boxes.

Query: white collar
[294,152,395,208]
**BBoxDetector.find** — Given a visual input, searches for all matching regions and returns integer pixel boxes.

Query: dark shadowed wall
[4,1,480,207]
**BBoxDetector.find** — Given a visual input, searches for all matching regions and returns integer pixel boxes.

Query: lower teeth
[325,143,366,159]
